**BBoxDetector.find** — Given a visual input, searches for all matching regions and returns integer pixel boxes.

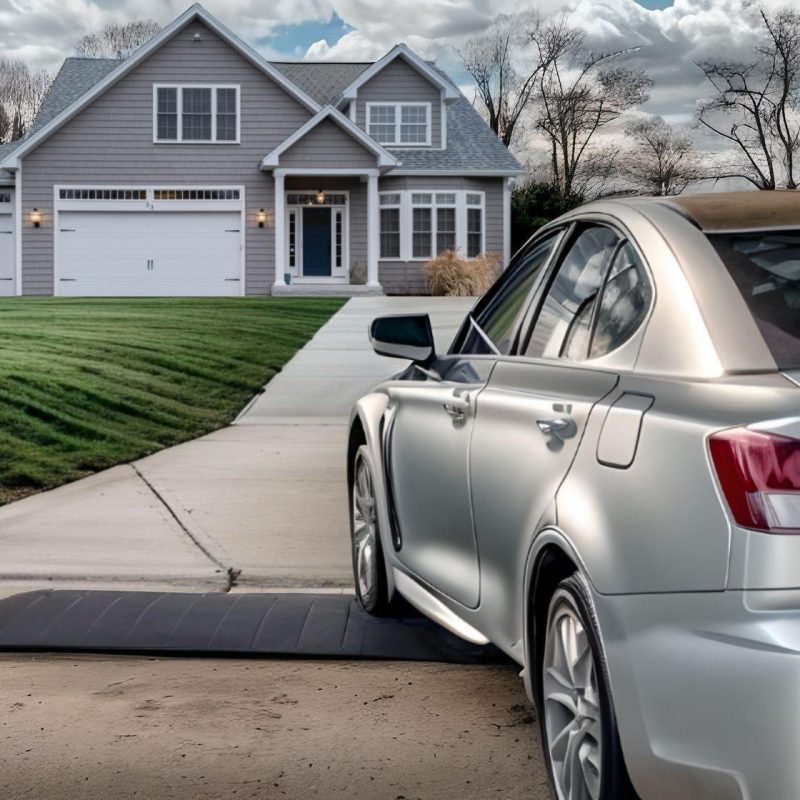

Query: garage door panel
[58,211,241,297]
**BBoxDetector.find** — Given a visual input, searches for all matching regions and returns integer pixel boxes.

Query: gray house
[0,4,523,297]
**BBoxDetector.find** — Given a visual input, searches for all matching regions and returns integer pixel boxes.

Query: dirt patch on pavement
[0,655,551,800]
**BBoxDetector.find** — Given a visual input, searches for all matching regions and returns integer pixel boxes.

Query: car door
[387,230,563,609]
[469,224,634,644]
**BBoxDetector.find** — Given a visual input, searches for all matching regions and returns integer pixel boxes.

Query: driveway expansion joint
[131,463,240,584]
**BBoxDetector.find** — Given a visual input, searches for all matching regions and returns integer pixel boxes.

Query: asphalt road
[0,655,552,800]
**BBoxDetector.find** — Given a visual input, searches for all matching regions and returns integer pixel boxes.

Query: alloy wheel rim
[352,454,377,601]
[543,601,603,800]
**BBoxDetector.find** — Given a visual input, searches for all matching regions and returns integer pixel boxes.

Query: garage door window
[154,85,239,143]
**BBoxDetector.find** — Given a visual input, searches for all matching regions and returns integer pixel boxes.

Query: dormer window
[367,103,430,146]
[154,85,240,143]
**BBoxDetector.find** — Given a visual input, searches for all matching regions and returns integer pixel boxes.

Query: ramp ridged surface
[0,591,506,664]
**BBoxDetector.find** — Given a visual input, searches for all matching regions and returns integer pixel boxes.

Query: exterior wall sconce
[257,208,266,228]
[31,208,41,228]
[316,189,326,205]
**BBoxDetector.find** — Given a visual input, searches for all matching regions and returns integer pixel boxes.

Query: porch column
[273,173,285,288]
[366,172,380,288]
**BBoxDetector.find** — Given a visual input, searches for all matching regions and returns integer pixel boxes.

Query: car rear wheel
[350,445,392,614]
[540,575,636,800]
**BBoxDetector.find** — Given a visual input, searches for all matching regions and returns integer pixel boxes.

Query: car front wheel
[540,574,636,800]
[350,444,391,614]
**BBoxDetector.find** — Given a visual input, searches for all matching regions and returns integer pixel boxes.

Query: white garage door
[58,211,242,297]
[0,191,14,297]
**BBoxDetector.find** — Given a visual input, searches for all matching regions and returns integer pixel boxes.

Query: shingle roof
[392,95,522,173]
[12,52,522,175]
[270,61,370,105]
[0,58,120,170]
[31,57,120,135]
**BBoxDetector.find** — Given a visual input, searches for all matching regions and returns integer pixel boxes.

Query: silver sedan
[347,191,800,800]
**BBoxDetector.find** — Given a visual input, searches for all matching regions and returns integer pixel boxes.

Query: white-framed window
[367,103,431,146]
[288,210,297,270]
[0,192,11,203]
[466,193,485,258]
[154,85,240,144]
[334,209,344,270]
[379,189,485,261]
[59,188,147,200]
[411,192,458,258]
[379,193,401,259]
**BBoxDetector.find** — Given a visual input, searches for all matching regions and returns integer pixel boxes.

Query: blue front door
[302,206,332,277]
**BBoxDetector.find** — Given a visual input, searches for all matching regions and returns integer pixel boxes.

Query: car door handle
[537,418,573,436]
[443,390,471,421]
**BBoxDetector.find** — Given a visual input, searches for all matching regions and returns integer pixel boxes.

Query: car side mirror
[369,314,435,365]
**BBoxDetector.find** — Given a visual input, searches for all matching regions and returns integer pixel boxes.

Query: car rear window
[709,230,800,370]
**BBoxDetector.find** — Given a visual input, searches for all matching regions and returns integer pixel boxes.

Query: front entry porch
[271,170,382,296]
[260,107,399,297]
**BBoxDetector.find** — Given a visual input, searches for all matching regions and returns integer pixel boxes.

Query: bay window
[379,190,486,261]
[154,85,240,143]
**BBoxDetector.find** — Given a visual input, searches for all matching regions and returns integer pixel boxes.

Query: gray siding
[377,175,505,294]
[21,19,313,296]
[280,119,379,170]
[285,175,367,274]
[355,59,442,150]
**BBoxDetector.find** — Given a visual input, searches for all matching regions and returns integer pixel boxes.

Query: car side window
[457,230,561,355]
[590,242,652,359]
[525,225,620,360]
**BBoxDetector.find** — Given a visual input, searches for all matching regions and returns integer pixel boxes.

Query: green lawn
[0,297,344,505]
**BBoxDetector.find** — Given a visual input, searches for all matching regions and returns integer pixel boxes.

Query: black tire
[538,574,637,800]
[349,444,394,615]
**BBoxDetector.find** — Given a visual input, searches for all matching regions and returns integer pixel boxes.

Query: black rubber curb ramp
[0,590,508,664]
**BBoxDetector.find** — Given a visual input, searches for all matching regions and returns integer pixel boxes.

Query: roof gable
[261,106,398,171]
[0,3,320,168]
[338,44,459,102]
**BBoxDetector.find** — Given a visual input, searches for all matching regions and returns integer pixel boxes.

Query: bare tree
[0,104,10,144]
[535,25,652,198]
[0,58,53,141]
[458,14,575,148]
[75,20,161,60]
[623,116,701,195]
[697,6,800,189]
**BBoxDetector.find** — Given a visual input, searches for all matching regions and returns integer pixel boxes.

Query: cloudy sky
[0,0,783,127]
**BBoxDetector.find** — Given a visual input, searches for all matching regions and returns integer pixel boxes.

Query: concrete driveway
[0,296,474,596]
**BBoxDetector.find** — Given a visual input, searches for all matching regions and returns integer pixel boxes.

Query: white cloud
[0,0,784,143]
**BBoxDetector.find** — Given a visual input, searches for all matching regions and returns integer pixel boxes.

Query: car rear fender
[522,526,595,704]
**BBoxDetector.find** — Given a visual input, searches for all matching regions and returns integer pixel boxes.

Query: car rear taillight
[709,428,800,533]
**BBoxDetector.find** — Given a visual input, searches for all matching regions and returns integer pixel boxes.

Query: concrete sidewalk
[0,296,473,597]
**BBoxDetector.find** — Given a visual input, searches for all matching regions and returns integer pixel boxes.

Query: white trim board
[273,168,380,177]
[14,171,21,296]
[389,169,526,177]
[0,4,321,169]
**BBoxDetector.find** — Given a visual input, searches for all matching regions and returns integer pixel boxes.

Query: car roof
[655,190,800,232]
